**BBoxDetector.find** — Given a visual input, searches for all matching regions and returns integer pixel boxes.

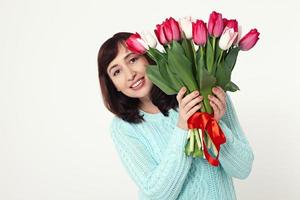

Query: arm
[110,118,192,200]
[218,93,254,179]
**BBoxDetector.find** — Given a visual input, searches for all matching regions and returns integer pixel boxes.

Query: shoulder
[109,116,139,140]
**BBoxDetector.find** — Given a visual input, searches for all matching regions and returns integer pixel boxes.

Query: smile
[130,77,145,90]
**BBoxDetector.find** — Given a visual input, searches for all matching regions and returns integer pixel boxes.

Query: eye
[129,56,138,64]
[113,69,120,76]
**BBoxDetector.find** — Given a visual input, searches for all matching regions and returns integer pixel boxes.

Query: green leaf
[224,47,240,71]
[148,47,167,63]
[181,38,197,75]
[215,61,231,89]
[146,65,177,95]
[165,63,185,91]
[206,38,214,73]
[225,81,240,92]
[171,40,185,55]
[196,56,205,84]
[215,38,222,62]
[157,57,172,85]
[168,45,198,92]
[198,67,216,90]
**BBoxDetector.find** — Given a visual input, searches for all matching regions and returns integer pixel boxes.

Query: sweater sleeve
[110,118,193,200]
[218,93,254,179]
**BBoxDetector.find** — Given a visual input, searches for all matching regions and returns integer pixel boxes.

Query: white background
[1,0,299,199]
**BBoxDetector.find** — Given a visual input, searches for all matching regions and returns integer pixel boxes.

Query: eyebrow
[108,52,135,74]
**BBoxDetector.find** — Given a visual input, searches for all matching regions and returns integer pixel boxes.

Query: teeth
[131,78,143,88]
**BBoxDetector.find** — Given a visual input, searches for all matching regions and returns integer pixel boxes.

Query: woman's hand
[176,87,203,130]
[208,86,227,122]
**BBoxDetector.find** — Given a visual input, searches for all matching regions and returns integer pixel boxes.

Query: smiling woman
[106,45,153,99]
[97,32,254,200]
[97,32,178,123]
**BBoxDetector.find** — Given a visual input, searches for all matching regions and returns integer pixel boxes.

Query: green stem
[189,129,195,153]
[218,50,223,65]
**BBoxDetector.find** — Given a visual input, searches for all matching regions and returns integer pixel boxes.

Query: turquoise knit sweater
[110,93,254,200]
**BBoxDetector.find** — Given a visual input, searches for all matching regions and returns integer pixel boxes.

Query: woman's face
[107,43,153,99]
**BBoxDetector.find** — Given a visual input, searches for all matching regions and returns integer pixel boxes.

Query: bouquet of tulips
[125,11,260,166]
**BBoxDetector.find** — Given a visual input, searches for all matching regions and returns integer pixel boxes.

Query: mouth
[130,77,145,90]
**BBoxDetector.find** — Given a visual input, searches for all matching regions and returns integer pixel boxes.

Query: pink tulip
[167,17,181,41]
[208,11,224,37]
[162,19,173,42]
[154,24,168,45]
[219,27,238,50]
[223,18,228,27]
[226,19,238,32]
[192,19,208,46]
[225,19,239,43]
[125,33,147,54]
[238,29,260,51]
[154,17,181,45]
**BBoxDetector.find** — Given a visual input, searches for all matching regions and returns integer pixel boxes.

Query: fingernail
[195,91,199,95]
[213,87,218,92]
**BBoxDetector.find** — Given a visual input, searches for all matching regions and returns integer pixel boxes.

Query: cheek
[111,77,126,91]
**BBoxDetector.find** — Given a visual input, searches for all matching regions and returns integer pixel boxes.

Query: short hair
[97,32,178,123]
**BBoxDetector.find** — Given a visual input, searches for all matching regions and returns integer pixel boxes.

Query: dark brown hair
[97,32,178,123]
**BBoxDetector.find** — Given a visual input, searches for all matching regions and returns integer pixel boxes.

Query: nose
[125,67,136,81]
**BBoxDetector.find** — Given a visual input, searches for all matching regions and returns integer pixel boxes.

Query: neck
[139,96,160,114]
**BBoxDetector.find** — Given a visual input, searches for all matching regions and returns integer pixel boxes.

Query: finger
[209,95,225,113]
[181,90,199,108]
[210,100,220,116]
[186,104,202,119]
[184,96,203,113]
[176,87,187,104]
[212,86,226,103]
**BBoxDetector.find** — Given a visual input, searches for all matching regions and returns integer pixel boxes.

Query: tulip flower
[234,25,242,45]
[224,19,239,44]
[239,29,260,51]
[179,16,195,39]
[166,17,181,41]
[154,17,181,45]
[154,24,168,45]
[192,19,208,46]
[226,19,238,32]
[223,18,228,27]
[208,11,224,37]
[140,31,157,48]
[219,27,238,50]
[125,33,148,54]
[125,13,260,167]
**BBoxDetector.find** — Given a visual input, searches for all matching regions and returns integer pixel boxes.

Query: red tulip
[208,11,224,37]
[154,24,168,45]
[154,17,181,45]
[223,18,228,27]
[162,19,173,42]
[238,29,260,51]
[192,19,208,46]
[125,33,147,54]
[226,19,238,32]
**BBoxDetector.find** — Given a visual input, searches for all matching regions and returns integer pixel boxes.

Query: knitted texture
[110,93,254,200]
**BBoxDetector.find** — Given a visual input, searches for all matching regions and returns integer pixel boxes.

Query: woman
[98,32,254,200]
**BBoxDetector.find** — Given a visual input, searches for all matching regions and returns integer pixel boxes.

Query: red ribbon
[187,112,227,167]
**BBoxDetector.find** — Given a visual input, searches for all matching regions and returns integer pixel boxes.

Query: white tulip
[234,25,242,45]
[178,16,195,39]
[219,27,238,50]
[140,31,157,49]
